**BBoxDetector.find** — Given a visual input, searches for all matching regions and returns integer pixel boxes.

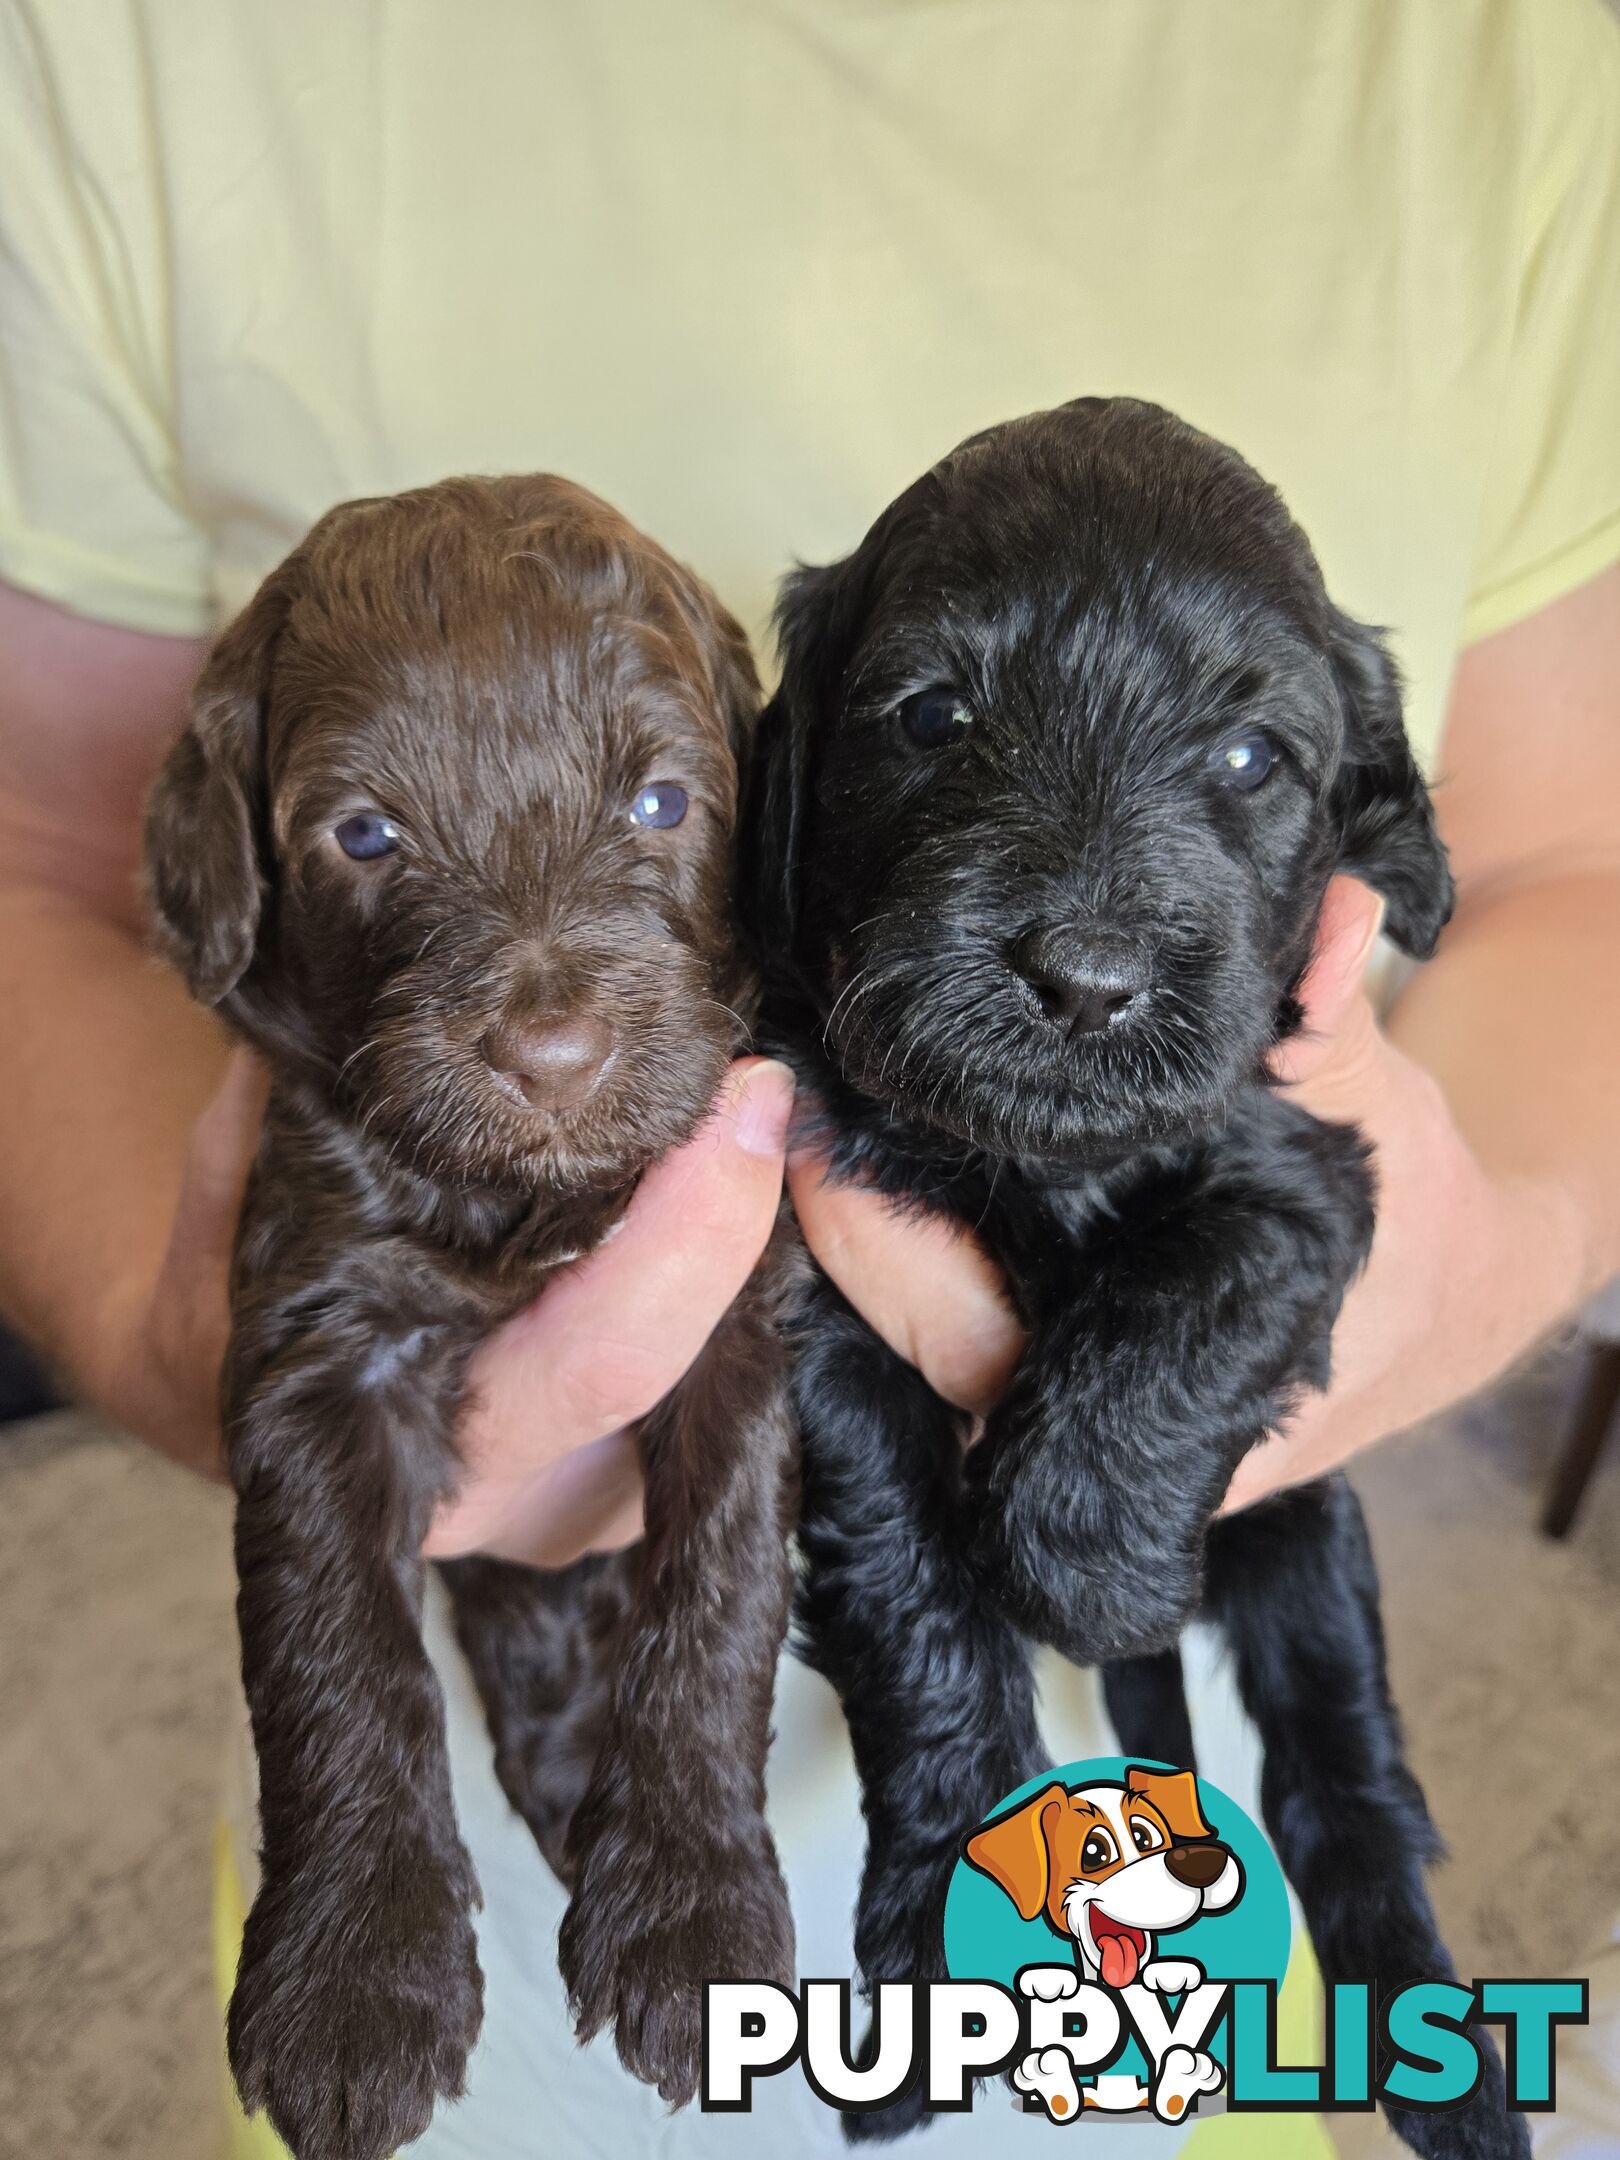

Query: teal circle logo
[943,1757,1289,2113]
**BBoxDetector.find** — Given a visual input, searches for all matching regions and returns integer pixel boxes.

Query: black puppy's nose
[1013,925,1150,1034]
[480,1014,613,1112]
[1164,1843,1229,1890]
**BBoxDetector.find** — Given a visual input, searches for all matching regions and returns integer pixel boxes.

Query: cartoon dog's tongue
[1090,1911,1147,1989]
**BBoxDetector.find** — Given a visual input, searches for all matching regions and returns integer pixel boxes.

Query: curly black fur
[748,399,1525,2156]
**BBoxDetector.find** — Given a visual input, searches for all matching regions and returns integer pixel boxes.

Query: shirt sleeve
[0,1,215,634]
[1462,0,1620,645]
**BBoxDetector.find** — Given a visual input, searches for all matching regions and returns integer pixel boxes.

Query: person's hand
[427,1057,792,1564]
[105,1050,794,1566]
[788,876,1583,1507]
[1218,879,1583,1510]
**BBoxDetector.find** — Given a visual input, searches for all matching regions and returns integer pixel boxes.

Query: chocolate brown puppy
[145,476,796,2160]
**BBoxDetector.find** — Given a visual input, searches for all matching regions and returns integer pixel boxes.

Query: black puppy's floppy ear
[144,566,294,1004]
[739,559,843,960]
[1327,609,1454,959]
[743,486,923,958]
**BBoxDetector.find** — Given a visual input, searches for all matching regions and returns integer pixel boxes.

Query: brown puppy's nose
[1164,1842,1229,1890]
[480,1014,613,1112]
[1012,925,1150,1035]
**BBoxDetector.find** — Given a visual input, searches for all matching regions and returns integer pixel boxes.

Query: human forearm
[0,877,228,1441]
[1388,866,1620,1286]
[0,588,235,1459]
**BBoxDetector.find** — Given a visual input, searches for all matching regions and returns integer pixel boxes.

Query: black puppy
[749,399,1526,2157]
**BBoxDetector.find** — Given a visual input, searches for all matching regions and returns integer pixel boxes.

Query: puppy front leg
[967,1102,1374,1662]
[226,1337,482,2160]
[792,1274,1045,2142]
[557,1272,797,2105]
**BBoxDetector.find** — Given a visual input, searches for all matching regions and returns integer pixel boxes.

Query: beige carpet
[1,1348,1617,2160]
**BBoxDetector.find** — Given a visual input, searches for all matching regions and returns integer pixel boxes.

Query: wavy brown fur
[145,476,797,2159]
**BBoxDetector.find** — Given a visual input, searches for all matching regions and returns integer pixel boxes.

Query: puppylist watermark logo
[701,1758,1587,2125]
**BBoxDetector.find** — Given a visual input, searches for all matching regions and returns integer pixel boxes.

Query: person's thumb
[455,1056,793,1487]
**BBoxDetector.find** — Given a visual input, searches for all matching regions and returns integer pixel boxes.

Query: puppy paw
[1150,2044,1223,2124]
[228,1860,483,2160]
[1139,1956,1204,1995]
[560,1827,793,2107]
[1018,1963,1081,2002]
[840,1836,960,2140]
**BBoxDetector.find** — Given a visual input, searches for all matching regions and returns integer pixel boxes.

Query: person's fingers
[431,1057,792,1554]
[459,1430,646,1567]
[788,1154,1026,1415]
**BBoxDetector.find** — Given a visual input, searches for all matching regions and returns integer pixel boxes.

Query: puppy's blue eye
[334,812,401,860]
[628,783,688,830]
[1212,731,1275,792]
[900,691,976,749]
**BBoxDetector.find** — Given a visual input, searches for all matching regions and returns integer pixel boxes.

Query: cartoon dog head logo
[963,1765,1244,1990]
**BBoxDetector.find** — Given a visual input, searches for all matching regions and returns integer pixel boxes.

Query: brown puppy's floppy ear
[658,559,764,772]
[1327,609,1454,960]
[144,566,294,1004]
[963,1782,1070,1921]
[1125,1766,1214,1844]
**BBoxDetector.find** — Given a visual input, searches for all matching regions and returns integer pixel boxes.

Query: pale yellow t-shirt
[3,0,1620,773]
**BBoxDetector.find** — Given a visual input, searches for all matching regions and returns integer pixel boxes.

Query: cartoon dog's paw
[561,1828,793,2107]
[1018,1964,1081,2002]
[228,1860,483,2160]
[1012,2045,1082,2122]
[1139,1956,1204,1995]
[1151,2044,1224,2124]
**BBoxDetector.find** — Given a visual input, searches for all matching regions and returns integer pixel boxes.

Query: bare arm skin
[793,560,1620,1501]
[0,584,220,1463]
